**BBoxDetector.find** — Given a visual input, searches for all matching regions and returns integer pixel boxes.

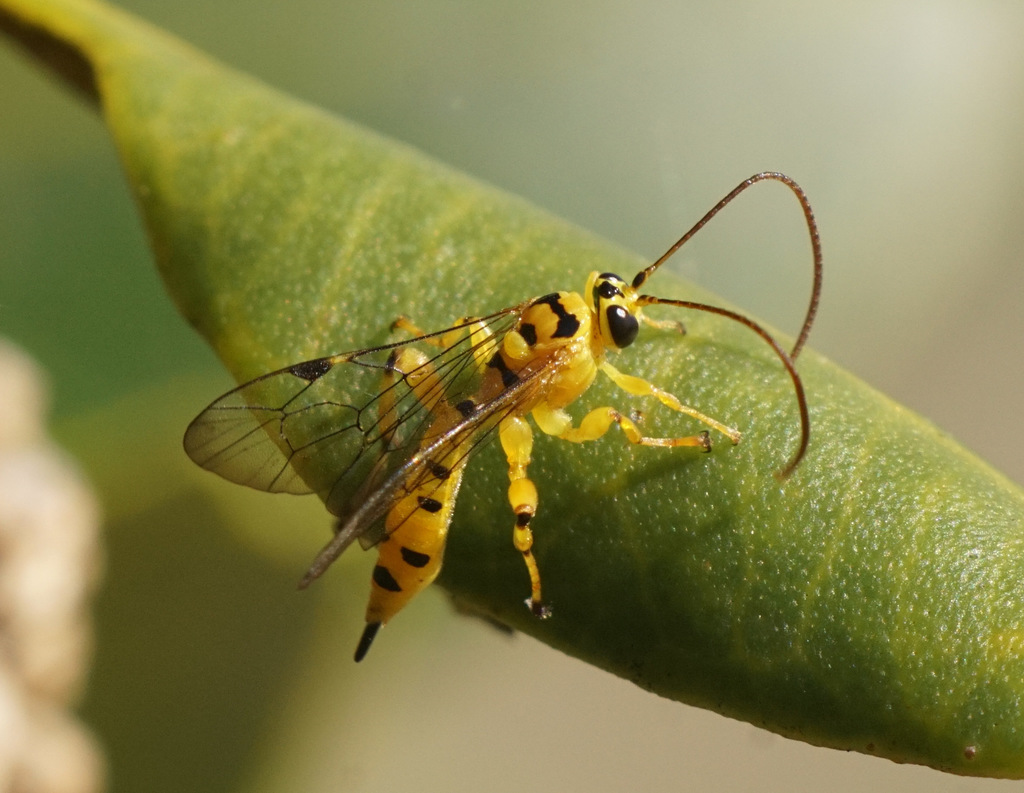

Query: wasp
[184,172,822,661]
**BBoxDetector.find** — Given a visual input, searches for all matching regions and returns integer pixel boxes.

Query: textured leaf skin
[4,0,1024,777]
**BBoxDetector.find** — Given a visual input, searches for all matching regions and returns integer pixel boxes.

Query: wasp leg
[388,313,503,413]
[599,360,741,444]
[641,314,686,335]
[498,416,550,618]
[384,345,449,419]
[533,401,711,449]
[392,315,440,341]
[394,315,496,370]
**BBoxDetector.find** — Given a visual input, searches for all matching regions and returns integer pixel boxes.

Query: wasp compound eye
[606,305,639,349]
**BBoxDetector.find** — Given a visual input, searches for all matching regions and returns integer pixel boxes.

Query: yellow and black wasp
[184,172,822,661]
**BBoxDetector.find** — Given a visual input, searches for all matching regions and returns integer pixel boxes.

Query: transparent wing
[299,368,550,585]
[183,306,526,511]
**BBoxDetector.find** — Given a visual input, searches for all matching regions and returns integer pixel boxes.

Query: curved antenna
[632,172,823,359]
[637,295,810,478]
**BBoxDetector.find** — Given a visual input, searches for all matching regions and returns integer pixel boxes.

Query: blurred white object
[0,340,104,793]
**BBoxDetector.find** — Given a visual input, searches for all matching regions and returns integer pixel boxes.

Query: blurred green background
[2,1,1024,791]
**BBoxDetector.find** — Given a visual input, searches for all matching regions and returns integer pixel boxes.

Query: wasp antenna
[638,296,810,477]
[632,172,822,360]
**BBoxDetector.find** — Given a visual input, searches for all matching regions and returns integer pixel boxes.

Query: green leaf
[5,0,1024,778]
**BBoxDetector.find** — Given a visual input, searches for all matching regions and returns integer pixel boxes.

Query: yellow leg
[393,315,453,344]
[499,416,550,618]
[599,360,741,444]
[393,315,496,370]
[533,402,711,449]
[384,346,446,413]
[386,315,498,418]
[641,313,686,335]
